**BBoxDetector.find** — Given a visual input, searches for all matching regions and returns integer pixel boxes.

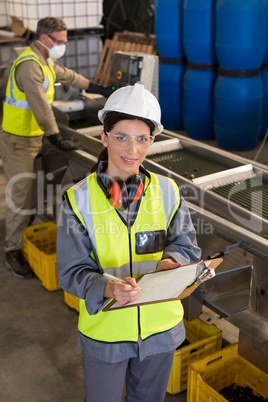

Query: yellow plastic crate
[64,291,80,311]
[187,343,268,402]
[167,318,222,394]
[23,221,60,291]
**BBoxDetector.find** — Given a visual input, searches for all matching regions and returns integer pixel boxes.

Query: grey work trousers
[0,131,43,252]
[83,349,176,402]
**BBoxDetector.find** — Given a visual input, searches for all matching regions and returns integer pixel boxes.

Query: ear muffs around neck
[108,175,144,211]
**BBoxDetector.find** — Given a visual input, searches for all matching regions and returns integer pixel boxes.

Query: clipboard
[103,258,222,311]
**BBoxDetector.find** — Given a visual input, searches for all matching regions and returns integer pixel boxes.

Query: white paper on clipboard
[109,260,213,309]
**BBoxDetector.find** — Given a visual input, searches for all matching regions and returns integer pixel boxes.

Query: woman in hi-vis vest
[57,84,201,402]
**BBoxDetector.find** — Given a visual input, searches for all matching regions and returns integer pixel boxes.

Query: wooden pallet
[94,32,157,87]
[113,31,156,47]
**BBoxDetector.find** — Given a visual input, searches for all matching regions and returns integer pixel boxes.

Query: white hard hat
[98,83,163,135]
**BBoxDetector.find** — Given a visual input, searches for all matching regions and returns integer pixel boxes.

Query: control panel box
[110,51,159,98]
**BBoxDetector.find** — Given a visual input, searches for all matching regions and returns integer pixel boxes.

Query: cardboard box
[0,16,30,43]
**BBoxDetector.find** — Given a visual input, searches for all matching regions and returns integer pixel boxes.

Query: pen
[103,273,142,290]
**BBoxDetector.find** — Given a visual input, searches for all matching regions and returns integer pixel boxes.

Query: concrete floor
[0,134,267,402]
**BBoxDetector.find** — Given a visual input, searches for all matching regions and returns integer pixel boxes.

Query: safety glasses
[47,34,67,45]
[105,132,155,148]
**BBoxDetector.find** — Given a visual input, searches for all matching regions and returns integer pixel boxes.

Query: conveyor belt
[212,177,268,221]
[147,149,229,179]
[75,134,103,157]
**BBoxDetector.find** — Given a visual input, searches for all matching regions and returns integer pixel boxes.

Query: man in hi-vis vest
[1,16,112,278]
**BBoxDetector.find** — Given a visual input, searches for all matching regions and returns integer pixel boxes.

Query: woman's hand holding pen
[104,277,139,305]
[156,258,182,272]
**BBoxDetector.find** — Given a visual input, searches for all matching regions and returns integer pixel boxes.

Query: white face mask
[37,36,66,59]
[48,43,66,59]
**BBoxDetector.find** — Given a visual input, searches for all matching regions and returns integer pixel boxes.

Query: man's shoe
[5,250,33,279]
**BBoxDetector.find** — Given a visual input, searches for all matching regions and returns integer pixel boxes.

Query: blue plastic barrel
[264,49,268,65]
[183,63,217,140]
[155,0,185,58]
[183,0,216,64]
[261,67,268,139]
[215,0,267,70]
[264,11,268,64]
[159,60,185,130]
[214,68,263,150]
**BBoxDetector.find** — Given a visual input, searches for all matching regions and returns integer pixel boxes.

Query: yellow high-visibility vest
[2,47,56,137]
[66,170,184,343]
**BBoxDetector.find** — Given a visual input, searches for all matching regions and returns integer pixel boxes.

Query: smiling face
[101,119,151,181]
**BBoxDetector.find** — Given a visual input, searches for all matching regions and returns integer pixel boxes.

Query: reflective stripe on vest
[2,48,56,137]
[66,170,184,343]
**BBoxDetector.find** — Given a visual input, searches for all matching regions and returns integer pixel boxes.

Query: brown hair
[91,116,117,173]
[36,16,67,39]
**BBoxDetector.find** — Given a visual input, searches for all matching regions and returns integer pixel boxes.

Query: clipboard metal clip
[194,260,215,285]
